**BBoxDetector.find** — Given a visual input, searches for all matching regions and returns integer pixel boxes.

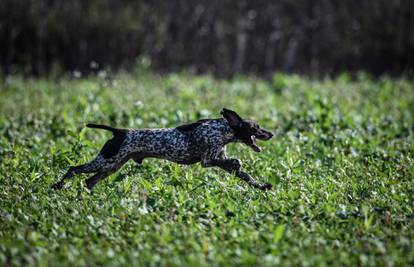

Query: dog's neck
[216,118,240,144]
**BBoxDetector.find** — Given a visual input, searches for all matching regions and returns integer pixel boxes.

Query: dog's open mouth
[249,135,261,152]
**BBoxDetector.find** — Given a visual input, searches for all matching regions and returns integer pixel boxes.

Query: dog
[52,108,273,191]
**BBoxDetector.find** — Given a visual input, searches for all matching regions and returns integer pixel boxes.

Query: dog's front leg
[201,157,272,191]
[217,147,227,159]
[234,170,272,190]
[201,158,241,171]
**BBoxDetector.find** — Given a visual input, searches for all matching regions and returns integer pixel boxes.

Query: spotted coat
[52,109,274,191]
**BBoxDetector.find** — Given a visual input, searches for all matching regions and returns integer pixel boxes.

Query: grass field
[0,71,413,266]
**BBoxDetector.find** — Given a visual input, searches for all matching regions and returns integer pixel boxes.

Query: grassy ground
[0,71,413,266]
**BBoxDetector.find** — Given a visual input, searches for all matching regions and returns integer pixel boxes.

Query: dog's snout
[265,132,273,140]
[256,130,273,140]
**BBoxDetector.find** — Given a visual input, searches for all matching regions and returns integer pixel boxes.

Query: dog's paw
[258,182,272,191]
[51,181,64,190]
[86,180,95,190]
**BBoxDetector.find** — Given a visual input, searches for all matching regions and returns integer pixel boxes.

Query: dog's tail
[86,123,126,135]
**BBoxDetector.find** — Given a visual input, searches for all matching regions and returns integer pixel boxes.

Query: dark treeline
[1,0,413,76]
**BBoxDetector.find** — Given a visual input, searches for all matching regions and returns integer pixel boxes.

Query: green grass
[0,71,413,266]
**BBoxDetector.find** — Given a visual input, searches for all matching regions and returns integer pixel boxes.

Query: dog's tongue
[250,136,261,152]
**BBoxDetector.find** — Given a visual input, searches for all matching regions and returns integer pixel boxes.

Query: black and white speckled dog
[52,108,273,191]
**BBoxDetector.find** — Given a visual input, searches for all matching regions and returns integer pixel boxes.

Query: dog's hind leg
[52,155,105,190]
[85,157,129,189]
[85,171,112,190]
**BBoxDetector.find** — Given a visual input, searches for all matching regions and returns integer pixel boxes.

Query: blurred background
[1,0,413,77]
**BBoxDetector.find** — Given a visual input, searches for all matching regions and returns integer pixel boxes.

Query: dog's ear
[221,108,243,128]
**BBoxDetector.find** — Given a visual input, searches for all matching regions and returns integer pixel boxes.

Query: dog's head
[221,108,273,152]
